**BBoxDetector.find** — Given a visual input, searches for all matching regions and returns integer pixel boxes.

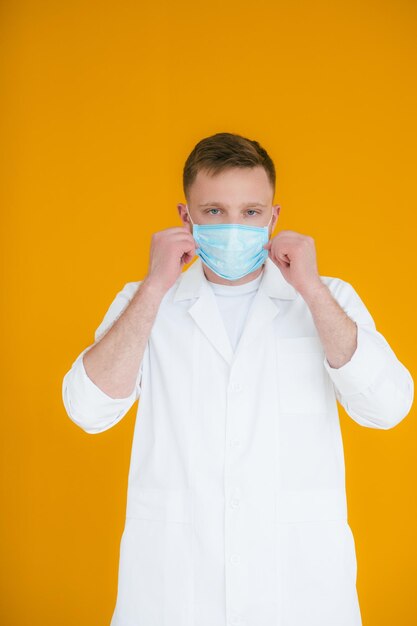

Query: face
[177,165,281,285]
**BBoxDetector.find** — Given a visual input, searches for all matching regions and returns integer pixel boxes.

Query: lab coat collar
[174,256,297,302]
[173,257,298,366]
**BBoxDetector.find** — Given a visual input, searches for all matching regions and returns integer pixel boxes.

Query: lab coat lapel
[233,257,298,360]
[173,257,298,366]
[174,257,234,365]
[188,281,235,365]
[232,282,280,360]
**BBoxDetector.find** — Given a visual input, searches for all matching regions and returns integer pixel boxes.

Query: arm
[83,278,164,398]
[302,281,358,369]
[62,278,165,434]
[303,278,414,430]
[62,225,197,434]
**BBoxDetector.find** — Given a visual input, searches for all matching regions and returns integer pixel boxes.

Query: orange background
[1,1,416,624]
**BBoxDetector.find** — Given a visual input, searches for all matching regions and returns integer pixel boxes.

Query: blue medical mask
[186,205,274,281]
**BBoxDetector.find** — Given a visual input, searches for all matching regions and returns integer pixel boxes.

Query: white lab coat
[62,257,414,626]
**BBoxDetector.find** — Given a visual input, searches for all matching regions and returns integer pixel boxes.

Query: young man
[62,132,414,626]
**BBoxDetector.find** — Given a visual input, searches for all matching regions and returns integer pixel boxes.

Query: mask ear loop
[186,204,195,228]
[267,205,279,233]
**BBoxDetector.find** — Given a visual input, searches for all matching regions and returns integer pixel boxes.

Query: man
[62,132,414,626]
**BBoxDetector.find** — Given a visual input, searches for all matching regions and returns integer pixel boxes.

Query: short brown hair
[183,132,276,201]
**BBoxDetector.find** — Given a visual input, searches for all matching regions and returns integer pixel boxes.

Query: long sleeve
[323,279,414,430]
[62,281,146,434]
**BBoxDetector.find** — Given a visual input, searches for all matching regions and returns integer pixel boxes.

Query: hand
[143,226,198,294]
[263,230,323,297]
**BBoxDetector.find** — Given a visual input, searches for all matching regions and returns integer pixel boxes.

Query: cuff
[65,347,138,417]
[323,323,388,397]
[78,349,139,404]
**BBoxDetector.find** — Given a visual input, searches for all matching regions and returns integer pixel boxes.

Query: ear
[271,204,281,231]
[177,203,186,220]
[178,203,192,231]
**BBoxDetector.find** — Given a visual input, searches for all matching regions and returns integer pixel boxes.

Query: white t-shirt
[207,271,263,352]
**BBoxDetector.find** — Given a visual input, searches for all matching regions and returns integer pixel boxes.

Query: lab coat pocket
[276,335,329,414]
[114,488,194,626]
[276,520,361,625]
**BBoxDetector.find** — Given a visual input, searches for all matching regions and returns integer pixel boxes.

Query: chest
[143,293,335,419]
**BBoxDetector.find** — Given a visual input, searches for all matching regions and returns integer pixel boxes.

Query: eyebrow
[198,202,268,208]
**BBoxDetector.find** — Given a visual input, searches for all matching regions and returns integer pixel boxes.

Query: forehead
[189,166,272,203]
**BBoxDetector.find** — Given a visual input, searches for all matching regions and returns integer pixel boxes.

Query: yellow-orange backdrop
[1,0,416,624]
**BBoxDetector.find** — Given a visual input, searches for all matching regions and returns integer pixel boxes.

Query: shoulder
[319,275,364,306]
[318,275,374,322]
[118,279,181,306]
[119,280,143,300]
[319,274,350,294]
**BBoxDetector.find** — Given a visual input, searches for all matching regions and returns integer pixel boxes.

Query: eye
[207,208,221,215]
[247,210,259,216]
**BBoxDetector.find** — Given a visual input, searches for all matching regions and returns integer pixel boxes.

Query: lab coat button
[230,554,240,564]
[230,438,241,447]
[230,497,240,508]
[230,382,242,392]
